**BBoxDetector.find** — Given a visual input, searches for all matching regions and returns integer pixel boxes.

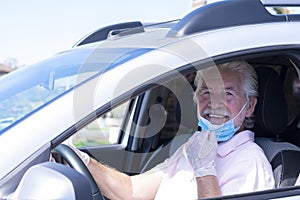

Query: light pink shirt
[152,130,275,199]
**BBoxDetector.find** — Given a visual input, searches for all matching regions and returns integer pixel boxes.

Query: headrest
[254,67,287,137]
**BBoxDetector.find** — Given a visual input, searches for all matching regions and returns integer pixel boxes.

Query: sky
[2,0,298,67]
[0,0,197,66]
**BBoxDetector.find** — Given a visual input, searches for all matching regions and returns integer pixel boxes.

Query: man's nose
[209,93,226,109]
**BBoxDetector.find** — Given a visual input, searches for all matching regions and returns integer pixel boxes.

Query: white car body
[1,0,300,199]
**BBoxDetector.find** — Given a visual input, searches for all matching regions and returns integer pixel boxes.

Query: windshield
[0,47,151,134]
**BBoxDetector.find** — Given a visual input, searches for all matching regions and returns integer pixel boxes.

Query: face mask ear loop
[232,98,249,127]
[196,104,201,120]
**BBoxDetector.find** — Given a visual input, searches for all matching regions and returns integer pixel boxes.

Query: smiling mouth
[206,114,229,124]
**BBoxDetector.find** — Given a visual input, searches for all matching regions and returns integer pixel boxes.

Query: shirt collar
[217,130,254,157]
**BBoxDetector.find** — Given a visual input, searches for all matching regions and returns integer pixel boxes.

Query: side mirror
[11,162,92,200]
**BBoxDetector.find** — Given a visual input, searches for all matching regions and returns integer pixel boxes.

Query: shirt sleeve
[146,143,185,178]
[130,146,188,200]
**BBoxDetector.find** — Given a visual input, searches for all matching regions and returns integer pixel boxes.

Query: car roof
[74,0,300,46]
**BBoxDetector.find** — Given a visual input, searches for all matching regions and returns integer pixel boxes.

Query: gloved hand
[63,138,90,166]
[183,131,218,178]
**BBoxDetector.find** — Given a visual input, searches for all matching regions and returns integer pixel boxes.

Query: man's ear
[245,97,257,117]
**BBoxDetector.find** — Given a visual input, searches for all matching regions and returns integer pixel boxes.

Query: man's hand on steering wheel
[52,139,104,200]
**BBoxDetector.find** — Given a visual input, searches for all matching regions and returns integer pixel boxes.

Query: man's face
[196,68,255,128]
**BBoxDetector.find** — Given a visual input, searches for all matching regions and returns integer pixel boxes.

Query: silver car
[1,0,300,199]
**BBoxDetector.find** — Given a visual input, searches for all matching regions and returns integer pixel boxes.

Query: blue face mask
[198,102,248,142]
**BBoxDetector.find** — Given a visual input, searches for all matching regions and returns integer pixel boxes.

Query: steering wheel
[54,144,105,200]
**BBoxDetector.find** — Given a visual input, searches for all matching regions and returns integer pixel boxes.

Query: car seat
[140,79,198,173]
[254,67,300,187]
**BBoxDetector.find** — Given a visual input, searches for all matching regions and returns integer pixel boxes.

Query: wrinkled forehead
[199,67,243,91]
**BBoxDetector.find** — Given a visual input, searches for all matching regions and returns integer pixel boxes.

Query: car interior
[253,65,300,187]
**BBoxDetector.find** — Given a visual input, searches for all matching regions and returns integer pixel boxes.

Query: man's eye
[200,91,210,98]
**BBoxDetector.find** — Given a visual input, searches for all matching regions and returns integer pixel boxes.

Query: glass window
[73,101,130,147]
[0,47,151,135]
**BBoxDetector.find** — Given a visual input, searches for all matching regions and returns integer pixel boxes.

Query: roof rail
[261,0,300,6]
[73,21,143,47]
[168,0,298,37]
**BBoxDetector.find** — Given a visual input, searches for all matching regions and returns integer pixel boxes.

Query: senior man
[69,60,275,199]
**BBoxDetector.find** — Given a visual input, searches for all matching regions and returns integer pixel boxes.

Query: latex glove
[183,131,218,178]
[63,138,90,166]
